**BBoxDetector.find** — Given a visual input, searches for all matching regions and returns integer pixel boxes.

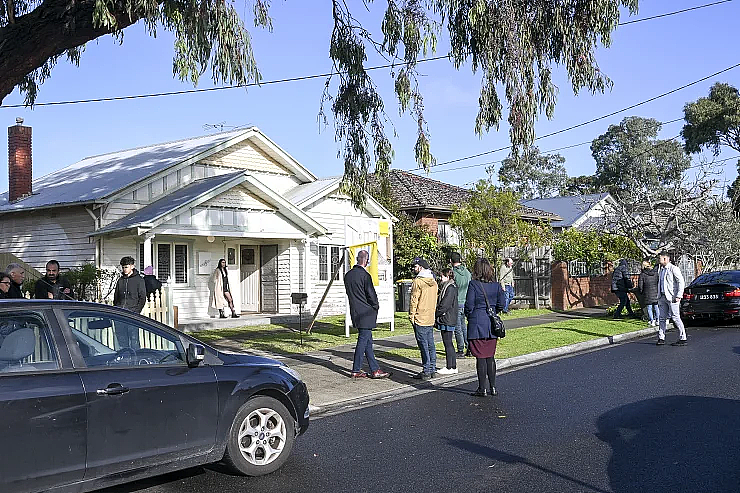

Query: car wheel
[223,396,295,476]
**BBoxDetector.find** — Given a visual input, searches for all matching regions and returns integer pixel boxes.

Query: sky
[1,0,739,194]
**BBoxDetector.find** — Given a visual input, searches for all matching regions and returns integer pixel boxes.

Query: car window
[0,310,58,374]
[63,310,186,368]
[690,271,740,286]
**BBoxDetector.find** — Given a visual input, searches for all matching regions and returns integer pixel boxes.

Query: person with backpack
[436,268,458,375]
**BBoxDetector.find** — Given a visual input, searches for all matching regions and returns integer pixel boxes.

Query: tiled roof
[378,170,560,220]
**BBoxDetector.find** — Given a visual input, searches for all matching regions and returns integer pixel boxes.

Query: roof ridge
[81,128,252,161]
[391,169,471,193]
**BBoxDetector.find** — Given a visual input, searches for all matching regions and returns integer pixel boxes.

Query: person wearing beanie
[142,265,162,299]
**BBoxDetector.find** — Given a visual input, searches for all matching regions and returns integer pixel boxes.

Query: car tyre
[223,396,295,476]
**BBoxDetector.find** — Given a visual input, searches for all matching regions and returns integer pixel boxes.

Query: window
[319,245,343,282]
[438,220,453,244]
[0,310,58,373]
[157,244,171,282]
[319,246,328,281]
[330,246,342,280]
[64,310,185,368]
[175,245,188,283]
[155,243,189,284]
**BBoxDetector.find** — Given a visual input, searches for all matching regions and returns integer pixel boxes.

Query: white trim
[294,179,397,221]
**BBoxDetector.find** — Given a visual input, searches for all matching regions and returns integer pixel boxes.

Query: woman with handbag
[436,268,459,375]
[465,258,506,397]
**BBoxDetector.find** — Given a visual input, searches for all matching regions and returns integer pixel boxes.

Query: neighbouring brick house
[383,170,561,243]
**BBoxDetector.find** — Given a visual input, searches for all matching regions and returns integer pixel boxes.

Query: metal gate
[503,246,552,308]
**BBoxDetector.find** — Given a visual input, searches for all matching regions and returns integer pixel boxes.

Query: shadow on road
[596,396,740,493]
[98,467,207,492]
[733,346,740,355]
[445,437,611,493]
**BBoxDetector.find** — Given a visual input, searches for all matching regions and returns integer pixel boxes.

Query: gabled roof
[383,170,473,211]
[285,177,397,221]
[91,171,328,237]
[0,127,317,213]
[520,193,611,228]
[379,169,560,221]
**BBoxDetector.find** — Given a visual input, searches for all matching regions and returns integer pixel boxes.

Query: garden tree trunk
[0,0,152,104]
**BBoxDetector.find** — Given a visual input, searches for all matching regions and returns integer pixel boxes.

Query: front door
[240,246,260,312]
[260,245,279,314]
[61,308,219,479]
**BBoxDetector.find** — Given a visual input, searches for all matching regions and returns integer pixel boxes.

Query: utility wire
[0,2,732,109]
[618,0,733,26]
[418,62,740,171]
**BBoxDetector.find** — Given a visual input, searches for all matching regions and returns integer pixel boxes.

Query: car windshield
[690,271,740,287]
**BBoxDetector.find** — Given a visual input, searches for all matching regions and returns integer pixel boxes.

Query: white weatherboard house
[0,123,395,323]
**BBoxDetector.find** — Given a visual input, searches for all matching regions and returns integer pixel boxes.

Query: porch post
[143,235,154,269]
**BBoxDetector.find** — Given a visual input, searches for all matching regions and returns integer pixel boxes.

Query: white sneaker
[437,367,458,375]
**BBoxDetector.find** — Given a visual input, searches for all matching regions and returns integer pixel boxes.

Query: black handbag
[479,281,506,338]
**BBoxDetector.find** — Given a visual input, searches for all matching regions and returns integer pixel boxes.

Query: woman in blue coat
[465,258,506,397]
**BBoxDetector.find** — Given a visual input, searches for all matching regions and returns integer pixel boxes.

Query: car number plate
[698,294,720,300]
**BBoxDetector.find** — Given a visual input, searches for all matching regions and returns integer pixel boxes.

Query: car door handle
[97,383,130,396]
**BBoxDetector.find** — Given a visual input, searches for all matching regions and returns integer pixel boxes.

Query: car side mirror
[186,343,206,368]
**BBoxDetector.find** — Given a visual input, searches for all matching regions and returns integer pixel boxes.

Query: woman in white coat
[210,259,239,318]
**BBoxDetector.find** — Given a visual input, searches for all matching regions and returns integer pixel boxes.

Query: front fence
[23,287,173,326]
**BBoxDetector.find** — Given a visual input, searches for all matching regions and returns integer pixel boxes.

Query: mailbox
[291,292,308,305]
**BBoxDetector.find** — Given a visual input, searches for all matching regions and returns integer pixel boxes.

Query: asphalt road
[102,326,740,493]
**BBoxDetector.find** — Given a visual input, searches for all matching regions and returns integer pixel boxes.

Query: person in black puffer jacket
[611,259,635,318]
[113,257,147,313]
[638,260,660,326]
[436,268,459,375]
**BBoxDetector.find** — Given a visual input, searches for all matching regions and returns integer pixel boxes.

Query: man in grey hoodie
[450,252,471,356]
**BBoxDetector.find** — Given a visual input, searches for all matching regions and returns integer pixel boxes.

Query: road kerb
[310,325,658,417]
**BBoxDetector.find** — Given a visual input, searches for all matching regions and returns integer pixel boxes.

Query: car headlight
[281,366,302,381]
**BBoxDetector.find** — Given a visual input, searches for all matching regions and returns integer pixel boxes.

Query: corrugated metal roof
[0,129,248,212]
[92,172,245,235]
[283,177,340,206]
[520,193,610,227]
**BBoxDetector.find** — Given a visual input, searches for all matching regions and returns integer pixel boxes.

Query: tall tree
[562,175,601,196]
[591,116,691,198]
[497,146,567,199]
[449,180,552,264]
[1,0,639,206]
[681,82,740,206]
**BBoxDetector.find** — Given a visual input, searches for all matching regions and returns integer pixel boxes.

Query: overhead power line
[617,0,733,26]
[0,1,732,110]
[417,62,740,171]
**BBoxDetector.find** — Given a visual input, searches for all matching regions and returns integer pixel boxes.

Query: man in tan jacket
[409,257,438,380]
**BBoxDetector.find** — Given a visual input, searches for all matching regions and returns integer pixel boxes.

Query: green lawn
[376,316,647,362]
[193,308,580,356]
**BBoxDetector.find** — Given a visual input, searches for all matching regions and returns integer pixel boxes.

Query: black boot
[231,310,240,318]
[219,309,227,319]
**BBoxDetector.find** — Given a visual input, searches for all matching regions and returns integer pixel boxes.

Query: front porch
[177,312,306,333]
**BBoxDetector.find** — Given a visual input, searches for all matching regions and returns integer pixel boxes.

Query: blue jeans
[645,303,659,322]
[503,285,514,313]
[352,328,379,373]
[454,303,467,353]
[414,324,436,374]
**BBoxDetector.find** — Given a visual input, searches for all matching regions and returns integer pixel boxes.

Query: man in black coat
[34,260,74,300]
[113,256,147,313]
[611,259,636,318]
[344,249,390,379]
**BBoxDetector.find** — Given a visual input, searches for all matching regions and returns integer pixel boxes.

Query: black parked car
[680,270,740,323]
[0,300,309,493]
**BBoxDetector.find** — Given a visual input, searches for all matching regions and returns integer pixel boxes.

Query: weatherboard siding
[0,207,95,272]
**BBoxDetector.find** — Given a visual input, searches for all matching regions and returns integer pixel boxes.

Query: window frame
[319,245,328,281]
[0,307,65,376]
[59,308,188,370]
[152,241,192,286]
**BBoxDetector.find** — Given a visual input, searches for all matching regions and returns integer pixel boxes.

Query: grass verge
[376,316,647,362]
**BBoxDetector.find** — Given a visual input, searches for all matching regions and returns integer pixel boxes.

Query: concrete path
[205,307,662,414]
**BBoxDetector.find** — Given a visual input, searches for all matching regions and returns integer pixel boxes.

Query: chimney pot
[8,120,32,202]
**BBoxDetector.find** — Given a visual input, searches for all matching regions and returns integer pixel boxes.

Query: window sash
[174,245,188,284]
[319,246,328,281]
[157,244,171,282]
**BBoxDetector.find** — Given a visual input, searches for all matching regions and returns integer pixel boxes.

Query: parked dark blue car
[0,300,309,493]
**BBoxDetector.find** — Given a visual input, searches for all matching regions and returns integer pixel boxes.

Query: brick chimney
[8,117,32,202]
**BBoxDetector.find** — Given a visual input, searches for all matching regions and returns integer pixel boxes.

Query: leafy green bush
[553,229,641,263]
